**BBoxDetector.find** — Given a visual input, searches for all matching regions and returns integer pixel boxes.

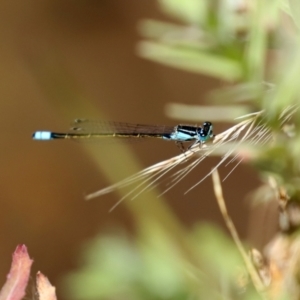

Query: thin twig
[211,169,266,297]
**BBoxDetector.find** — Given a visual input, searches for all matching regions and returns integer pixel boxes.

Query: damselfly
[31,112,276,209]
[33,119,214,149]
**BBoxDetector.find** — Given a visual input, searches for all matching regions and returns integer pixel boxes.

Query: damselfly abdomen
[33,120,214,148]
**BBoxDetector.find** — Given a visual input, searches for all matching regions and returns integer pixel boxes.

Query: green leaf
[288,0,300,29]
[138,41,243,81]
[158,0,208,24]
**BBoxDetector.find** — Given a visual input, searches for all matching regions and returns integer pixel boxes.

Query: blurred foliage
[62,0,300,299]
[63,225,259,300]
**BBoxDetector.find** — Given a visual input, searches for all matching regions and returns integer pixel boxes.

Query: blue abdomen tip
[32,131,52,140]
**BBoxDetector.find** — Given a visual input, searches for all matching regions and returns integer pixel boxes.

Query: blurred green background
[0,1,277,299]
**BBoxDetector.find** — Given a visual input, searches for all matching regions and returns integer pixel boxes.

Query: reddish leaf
[36,272,57,300]
[0,245,33,300]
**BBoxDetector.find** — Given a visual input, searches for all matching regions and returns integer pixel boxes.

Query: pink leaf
[36,272,57,300]
[0,245,33,300]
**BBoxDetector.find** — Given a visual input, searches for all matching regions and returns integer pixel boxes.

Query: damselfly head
[198,122,214,142]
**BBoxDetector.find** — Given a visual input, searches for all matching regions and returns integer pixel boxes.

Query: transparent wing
[70,119,175,135]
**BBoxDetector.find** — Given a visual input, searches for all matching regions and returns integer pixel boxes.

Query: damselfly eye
[197,122,214,142]
[202,122,213,136]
